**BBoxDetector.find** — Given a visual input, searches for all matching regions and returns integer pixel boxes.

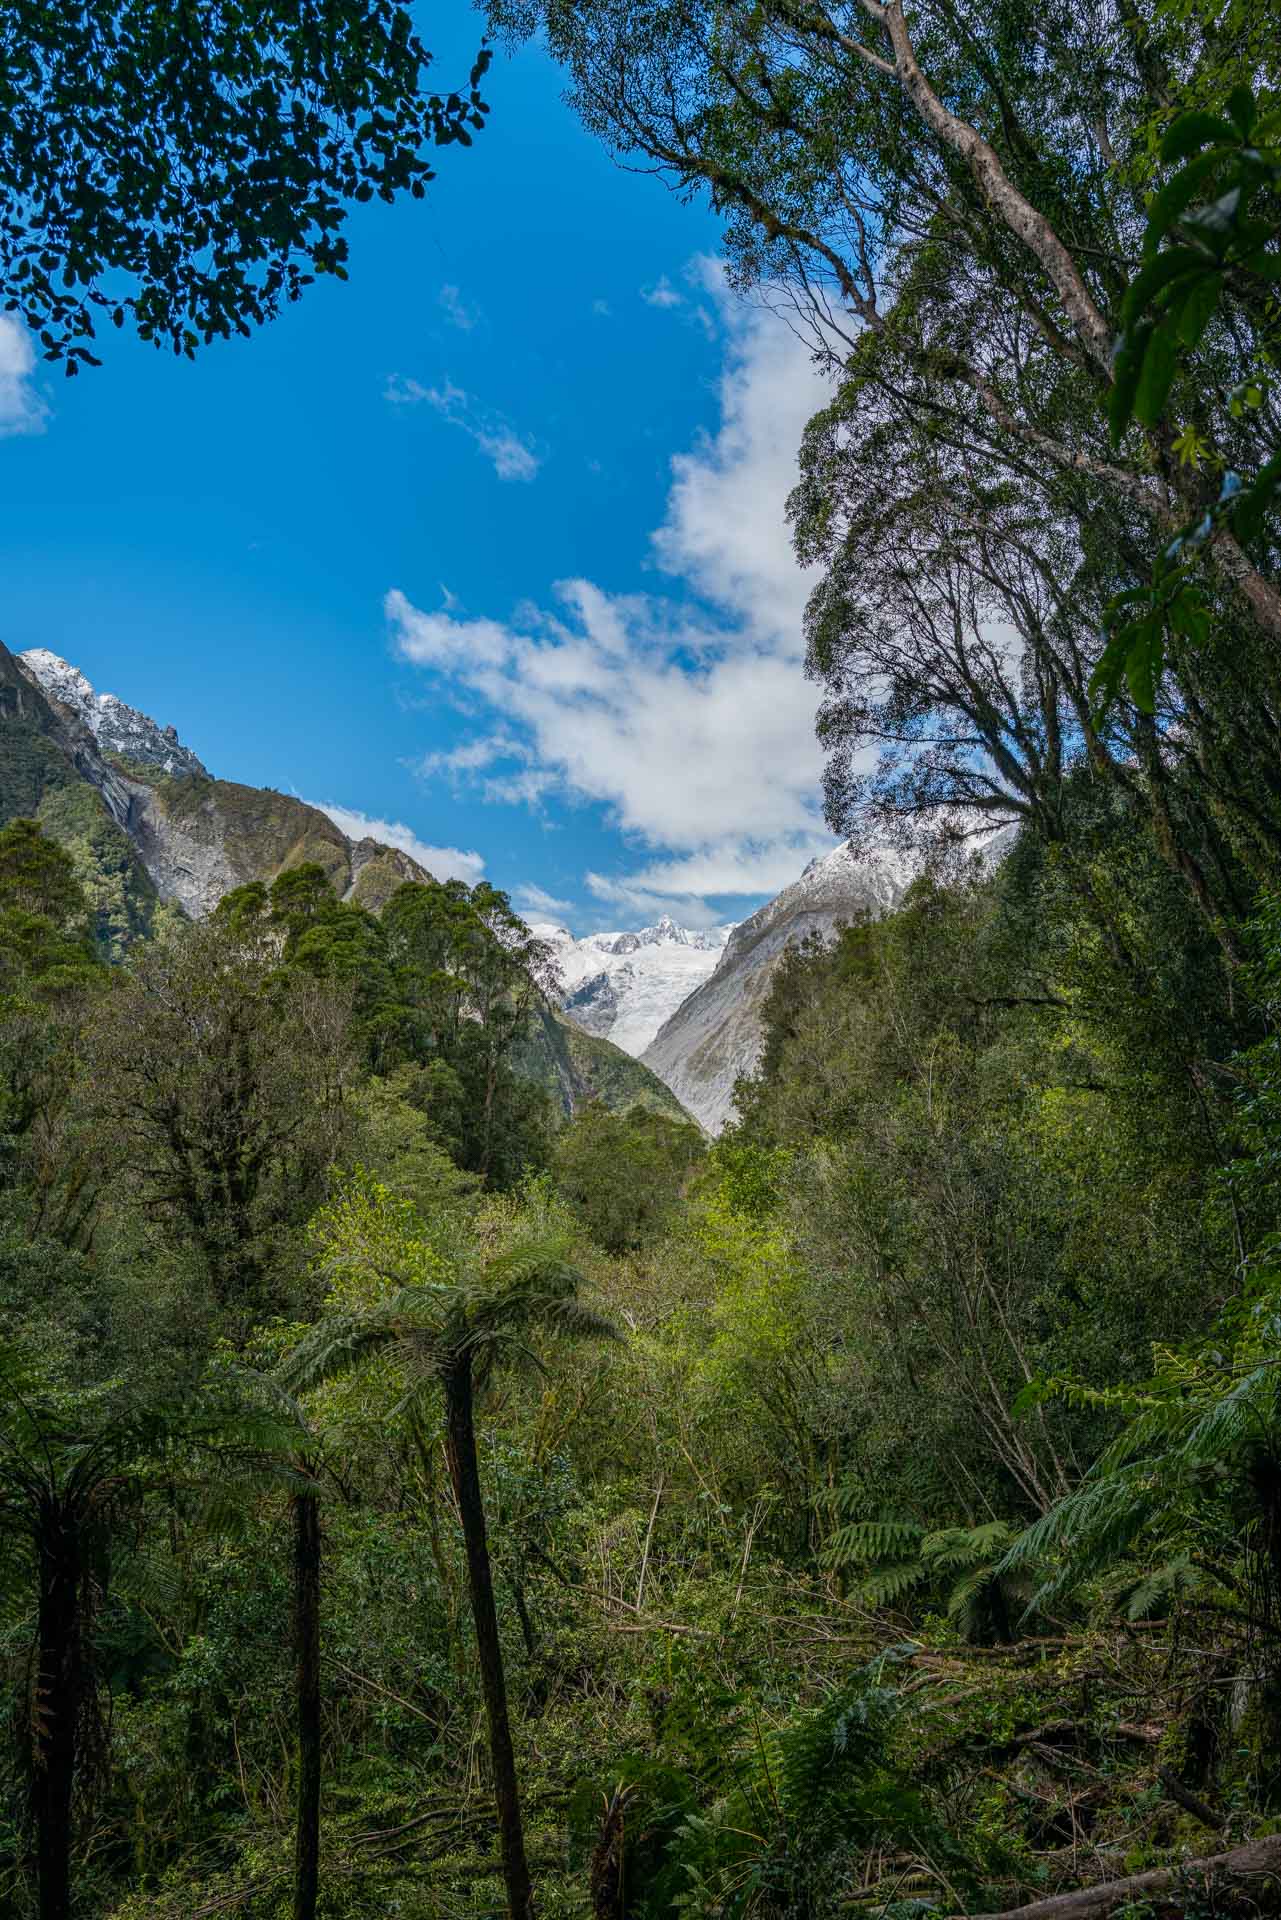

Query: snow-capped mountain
[534,915,733,1058]
[640,841,908,1134]
[18,649,208,778]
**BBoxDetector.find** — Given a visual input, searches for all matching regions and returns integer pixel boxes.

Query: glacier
[533,915,733,1058]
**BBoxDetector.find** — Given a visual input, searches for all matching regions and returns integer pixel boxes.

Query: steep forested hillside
[0,643,675,1123]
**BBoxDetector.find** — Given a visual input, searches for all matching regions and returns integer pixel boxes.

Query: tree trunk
[946,1830,1281,1920]
[443,1359,535,1920]
[33,1504,83,1920]
[292,1481,322,1920]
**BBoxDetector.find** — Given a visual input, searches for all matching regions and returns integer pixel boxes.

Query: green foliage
[7,14,1281,1909]
[35,782,164,958]
[554,1105,704,1253]
[1096,86,1281,716]
[822,1510,1027,1642]
[655,1664,971,1920]
[0,2,493,367]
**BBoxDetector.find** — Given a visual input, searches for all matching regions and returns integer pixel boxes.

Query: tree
[77,913,356,1322]
[381,880,558,1182]
[554,1104,704,1253]
[1,0,492,368]
[498,0,1281,947]
[0,1344,174,1920]
[0,821,104,1229]
[287,1177,618,1920]
[499,0,1279,636]
[218,867,557,1185]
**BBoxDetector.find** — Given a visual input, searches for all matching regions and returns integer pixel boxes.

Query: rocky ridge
[639,840,910,1134]
[0,639,684,1120]
[20,649,209,777]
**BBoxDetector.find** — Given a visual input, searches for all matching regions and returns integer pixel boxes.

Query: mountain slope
[640,842,907,1133]
[20,648,209,777]
[13,647,435,920]
[3,642,688,1122]
[537,915,731,1056]
[517,1006,691,1123]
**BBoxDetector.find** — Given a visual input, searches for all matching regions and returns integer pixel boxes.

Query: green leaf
[1089,630,1133,716]
[1133,323,1179,427]
[1125,621,1163,713]
[1160,111,1238,163]
[1226,85,1257,138]
[1108,321,1153,444]
[1119,247,1206,329]
[1230,454,1281,544]
[1175,271,1223,345]
[1170,591,1210,650]
[1144,150,1233,256]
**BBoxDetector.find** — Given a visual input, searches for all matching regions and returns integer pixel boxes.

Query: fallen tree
[950,1834,1281,1920]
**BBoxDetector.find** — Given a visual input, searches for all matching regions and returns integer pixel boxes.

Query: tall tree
[0,1344,177,1920]
[287,1178,618,1920]
[77,913,356,1321]
[495,0,1281,940]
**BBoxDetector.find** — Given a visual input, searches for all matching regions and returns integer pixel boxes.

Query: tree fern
[999,1273,1281,1617]
[822,1503,1027,1637]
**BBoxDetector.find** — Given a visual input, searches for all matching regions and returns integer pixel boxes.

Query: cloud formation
[438,284,479,332]
[309,800,485,884]
[385,375,540,482]
[0,316,48,438]
[391,266,836,921]
[641,275,683,310]
[514,882,572,919]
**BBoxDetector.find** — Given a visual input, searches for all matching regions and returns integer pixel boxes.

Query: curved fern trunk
[292,1481,322,1920]
[443,1357,535,1920]
[34,1503,84,1920]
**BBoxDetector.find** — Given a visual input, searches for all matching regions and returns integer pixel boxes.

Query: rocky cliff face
[19,650,208,777]
[640,842,908,1134]
[11,645,436,920]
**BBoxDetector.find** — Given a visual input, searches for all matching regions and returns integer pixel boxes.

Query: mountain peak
[18,648,208,778]
[540,914,734,1056]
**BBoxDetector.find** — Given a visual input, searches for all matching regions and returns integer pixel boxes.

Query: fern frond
[821,1517,923,1568]
[921,1521,1014,1571]
[855,1561,927,1608]
[1123,1554,1200,1621]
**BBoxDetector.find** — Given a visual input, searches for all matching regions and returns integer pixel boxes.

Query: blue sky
[0,22,835,932]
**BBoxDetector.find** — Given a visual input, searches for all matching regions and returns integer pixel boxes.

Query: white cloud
[418,733,520,780]
[582,873,729,932]
[653,258,821,644]
[309,801,486,885]
[0,316,48,437]
[514,883,572,918]
[439,283,479,331]
[384,376,540,482]
[641,275,683,310]
[608,837,837,899]
[390,263,836,919]
[592,298,612,318]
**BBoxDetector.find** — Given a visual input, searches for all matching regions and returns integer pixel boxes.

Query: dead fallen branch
[945,1832,1281,1920]
[1156,1764,1226,1832]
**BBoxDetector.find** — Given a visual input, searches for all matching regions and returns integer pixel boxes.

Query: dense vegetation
[4,0,1281,1916]
[5,761,1281,1920]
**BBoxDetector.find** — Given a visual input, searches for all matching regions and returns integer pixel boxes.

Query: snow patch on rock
[534,915,734,1057]
[18,649,207,777]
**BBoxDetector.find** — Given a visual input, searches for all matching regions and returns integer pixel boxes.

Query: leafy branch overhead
[1095,86,1281,716]
[0,0,492,368]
